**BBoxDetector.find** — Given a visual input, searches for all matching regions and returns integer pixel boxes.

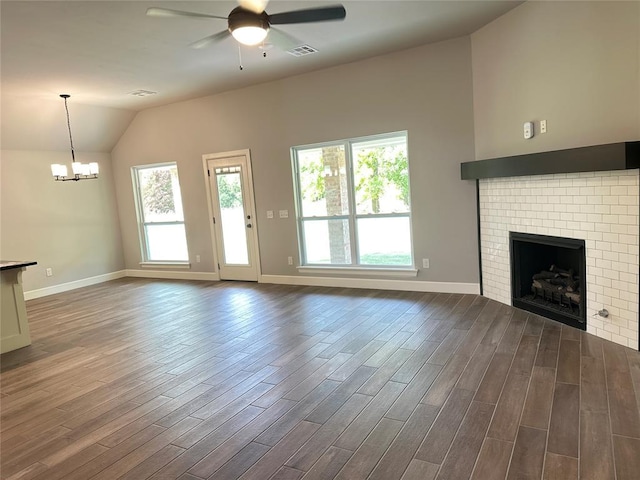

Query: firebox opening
[510,232,586,330]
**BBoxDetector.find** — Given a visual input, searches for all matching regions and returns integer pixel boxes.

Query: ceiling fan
[146,0,346,51]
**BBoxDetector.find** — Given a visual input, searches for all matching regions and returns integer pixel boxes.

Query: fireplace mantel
[461,141,639,180]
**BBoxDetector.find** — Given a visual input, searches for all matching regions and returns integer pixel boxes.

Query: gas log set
[531,264,581,312]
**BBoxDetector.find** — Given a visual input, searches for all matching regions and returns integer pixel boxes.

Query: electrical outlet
[422,258,430,269]
[287,256,293,265]
[279,210,289,219]
[540,119,547,134]
[196,255,201,263]
[267,210,274,219]
[45,268,53,277]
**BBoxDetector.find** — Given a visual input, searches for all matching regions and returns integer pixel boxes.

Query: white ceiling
[1,0,523,151]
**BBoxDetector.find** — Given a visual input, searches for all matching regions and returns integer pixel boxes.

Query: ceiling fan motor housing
[228,7,270,33]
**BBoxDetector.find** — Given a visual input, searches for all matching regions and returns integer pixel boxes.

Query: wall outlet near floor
[422,258,430,269]
[288,256,293,265]
[267,210,274,219]
[45,268,53,277]
[196,255,201,263]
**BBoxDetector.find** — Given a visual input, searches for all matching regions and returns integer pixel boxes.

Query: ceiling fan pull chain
[238,45,244,70]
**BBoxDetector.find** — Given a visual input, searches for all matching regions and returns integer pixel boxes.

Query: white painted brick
[619,195,639,206]
[604,323,620,335]
[603,287,620,299]
[596,259,612,270]
[611,333,628,346]
[603,233,620,243]
[611,224,631,234]
[611,185,628,195]
[599,330,613,341]
[587,231,603,241]
[480,171,639,348]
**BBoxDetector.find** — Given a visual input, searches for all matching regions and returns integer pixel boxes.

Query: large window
[132,163,188,262]
[292,132,412,267]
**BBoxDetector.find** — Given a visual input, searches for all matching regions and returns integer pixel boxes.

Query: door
[206,152,259,281]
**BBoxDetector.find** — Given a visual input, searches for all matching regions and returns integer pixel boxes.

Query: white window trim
[139,261,191,269]
[292,131,413,268]
[131,162,189,263]
[297,266,418,277]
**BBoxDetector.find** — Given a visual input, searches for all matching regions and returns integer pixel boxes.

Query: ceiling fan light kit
[146,1,345,54]
[228,7,270,46]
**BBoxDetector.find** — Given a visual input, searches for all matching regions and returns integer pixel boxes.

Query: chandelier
[51,94,99,181]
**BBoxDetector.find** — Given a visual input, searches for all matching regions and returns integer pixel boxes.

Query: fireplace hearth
[510,232,586,330]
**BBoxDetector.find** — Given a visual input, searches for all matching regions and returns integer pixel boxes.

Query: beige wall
[0,150,125,291]
[112,37,479,284]
[471,1,640,160]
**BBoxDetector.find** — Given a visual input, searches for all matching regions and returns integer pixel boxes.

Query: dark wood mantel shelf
[461,141,640,180]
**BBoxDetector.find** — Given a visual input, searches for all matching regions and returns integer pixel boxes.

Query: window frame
[291,131,414,270]
[131,162,189,265]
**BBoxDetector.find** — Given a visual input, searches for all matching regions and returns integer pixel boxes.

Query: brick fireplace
[462,142,639,350]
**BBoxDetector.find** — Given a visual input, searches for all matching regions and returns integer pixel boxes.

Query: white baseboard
[24,270,127,300]
[259,274,480,294]
[24,270,478,300]
[125,269,220,281]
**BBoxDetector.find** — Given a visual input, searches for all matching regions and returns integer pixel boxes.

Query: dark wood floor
[2,279,640,480]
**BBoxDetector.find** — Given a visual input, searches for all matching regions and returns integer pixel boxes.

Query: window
[292,132,412,267]
[132,163,188,262]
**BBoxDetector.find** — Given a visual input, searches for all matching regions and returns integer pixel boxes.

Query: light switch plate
[279,210,289,218]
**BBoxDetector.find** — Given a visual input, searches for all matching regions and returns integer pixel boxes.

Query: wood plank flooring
[2,278,640,479]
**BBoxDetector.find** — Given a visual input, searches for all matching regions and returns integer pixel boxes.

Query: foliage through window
[292,132,412,267]
[132,163,188,262]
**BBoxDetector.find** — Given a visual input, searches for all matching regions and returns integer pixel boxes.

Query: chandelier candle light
[51,94,99,181]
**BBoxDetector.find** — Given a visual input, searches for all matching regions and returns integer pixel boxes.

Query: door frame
[202,149,261,281]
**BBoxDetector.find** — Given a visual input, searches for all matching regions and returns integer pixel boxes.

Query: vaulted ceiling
[1,1,522,151]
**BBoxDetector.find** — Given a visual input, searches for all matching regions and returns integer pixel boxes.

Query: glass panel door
[206,152,259,282]
[214,166,249,265]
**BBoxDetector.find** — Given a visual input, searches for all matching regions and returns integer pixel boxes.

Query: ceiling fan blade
[268,27,303,51]
[238,0,269,14]
[268,5,346,25]
[146,7,228,20]
[189,30,231,49]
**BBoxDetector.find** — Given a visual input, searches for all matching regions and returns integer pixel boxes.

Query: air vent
[129,90,157,97]
[286,45,318,57]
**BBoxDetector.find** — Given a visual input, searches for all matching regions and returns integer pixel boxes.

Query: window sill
[139,262,191,269]
[297,266,418,277]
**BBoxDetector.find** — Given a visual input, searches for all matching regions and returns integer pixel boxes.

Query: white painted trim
[139,262,191,269]
[203,149,262,281]
[125,269,220,281]
[24,270,127,300]
[297,266,418,277]
[259,274,480,294]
